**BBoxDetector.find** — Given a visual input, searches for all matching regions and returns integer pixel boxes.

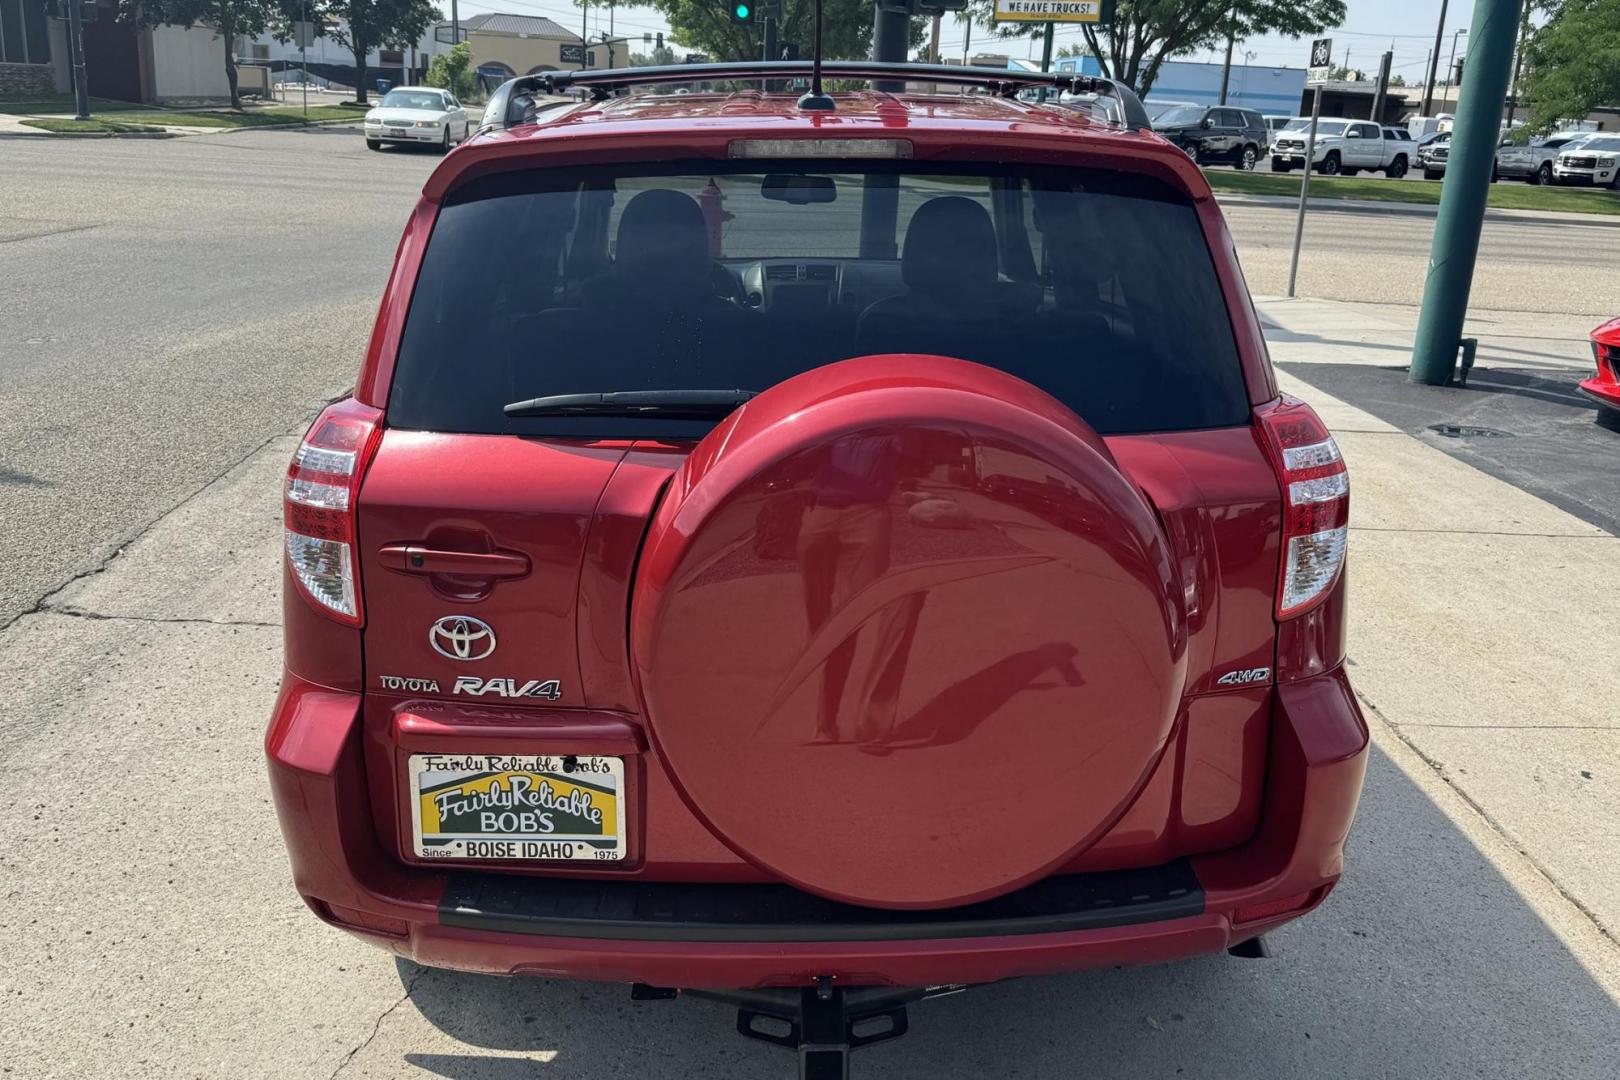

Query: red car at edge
[1582,318,1620,418]
[265,62,1370,1066]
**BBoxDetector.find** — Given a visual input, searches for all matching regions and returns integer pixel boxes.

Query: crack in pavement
[1,406,330,638]
[41,605,280,629]
[1357,688,1620,951]
[328,964,429,1079]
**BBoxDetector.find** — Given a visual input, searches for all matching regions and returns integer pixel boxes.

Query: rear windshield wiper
[503,389,756,419]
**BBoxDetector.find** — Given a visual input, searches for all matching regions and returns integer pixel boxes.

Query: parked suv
[1553,134,1620,188]
[1152,104,1270,169]
[267,61,1367,1070]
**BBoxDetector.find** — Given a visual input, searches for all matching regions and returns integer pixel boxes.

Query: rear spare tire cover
[631,355,1187,908]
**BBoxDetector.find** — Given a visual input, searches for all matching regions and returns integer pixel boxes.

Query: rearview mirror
[1201,117,1214,129]
[762,174,837,205]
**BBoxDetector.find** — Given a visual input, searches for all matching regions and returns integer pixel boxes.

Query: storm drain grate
[1428,423,1515,439]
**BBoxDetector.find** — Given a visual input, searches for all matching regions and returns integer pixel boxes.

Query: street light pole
[1422,0,1449,115]
[1448,28,1467,98]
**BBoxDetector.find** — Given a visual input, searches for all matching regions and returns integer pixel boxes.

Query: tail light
[284,399,384,625]
[1256,396,1349,619]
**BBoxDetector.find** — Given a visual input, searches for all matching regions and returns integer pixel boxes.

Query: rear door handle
[378,544,530,578]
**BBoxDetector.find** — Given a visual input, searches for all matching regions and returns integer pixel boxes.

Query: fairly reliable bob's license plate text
[409,754,626,862]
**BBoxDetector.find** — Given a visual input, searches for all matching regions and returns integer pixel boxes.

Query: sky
[446,0,1483,88]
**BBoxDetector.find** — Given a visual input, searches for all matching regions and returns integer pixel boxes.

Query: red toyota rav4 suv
[267,61,1367,1068]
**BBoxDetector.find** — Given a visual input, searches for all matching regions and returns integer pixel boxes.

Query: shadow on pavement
[1281,361,1620,536]
[393,745,1620,1078]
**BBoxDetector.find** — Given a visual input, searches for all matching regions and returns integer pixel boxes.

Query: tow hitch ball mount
[636,977,971,1079]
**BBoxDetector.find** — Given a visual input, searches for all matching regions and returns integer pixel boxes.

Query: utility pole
[871,0,907,85]
[1410,0,1525,385]
[66,0,91,120]
[1037,22,1054,100]
[451,0,459,51]
[1370,50,1392,123]
[1422,0,1449,115]
[1217,5,1236,105]
[929,12,941,63]
[1505,6,1530,128]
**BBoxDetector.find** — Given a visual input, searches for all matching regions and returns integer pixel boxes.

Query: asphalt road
[1,127,1618,1078]
[0,127,439,629]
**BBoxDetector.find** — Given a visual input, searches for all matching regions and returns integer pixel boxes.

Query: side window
[1242,112,1262,130]
[1217,110,1241,128]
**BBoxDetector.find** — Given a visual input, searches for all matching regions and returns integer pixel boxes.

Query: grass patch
[20,117,166,134]
[104,105,363,127]
[1206,168,1620,216]
[0,96,147,115]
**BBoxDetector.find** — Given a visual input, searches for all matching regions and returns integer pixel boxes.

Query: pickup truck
[1270,118,1410,177]
[1496,131,1595,185]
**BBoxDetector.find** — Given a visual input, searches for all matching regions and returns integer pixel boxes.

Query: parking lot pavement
[0,127,437,630]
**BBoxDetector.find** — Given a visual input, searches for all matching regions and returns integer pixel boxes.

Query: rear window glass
[389,162,1250,439]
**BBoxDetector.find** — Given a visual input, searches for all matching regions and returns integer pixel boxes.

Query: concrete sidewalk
[1261,296,1620,939]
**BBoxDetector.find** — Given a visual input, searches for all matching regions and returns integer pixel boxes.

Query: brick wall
[0,63,57,98]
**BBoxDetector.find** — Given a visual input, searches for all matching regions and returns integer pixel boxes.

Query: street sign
[1307,36,1333,84]
[433,24,466,44]
[292,20,316,49]
[560,43,586,65]
[992,0,1113,23]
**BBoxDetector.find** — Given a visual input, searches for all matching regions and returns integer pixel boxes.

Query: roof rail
[478,61,1152,135]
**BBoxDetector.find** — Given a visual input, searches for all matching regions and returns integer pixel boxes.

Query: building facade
[454,12,628,85]
[1055,54,1307,116]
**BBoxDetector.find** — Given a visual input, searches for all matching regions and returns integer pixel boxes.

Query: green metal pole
[1409,0,1525,385]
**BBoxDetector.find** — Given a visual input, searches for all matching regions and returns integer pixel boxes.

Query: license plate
[388,127,407,136]
[409,753,626,862]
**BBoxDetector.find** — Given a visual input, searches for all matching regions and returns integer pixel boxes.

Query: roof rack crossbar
[479,61,1152,134]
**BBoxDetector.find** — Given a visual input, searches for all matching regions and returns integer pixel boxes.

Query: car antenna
[797,0,834,111]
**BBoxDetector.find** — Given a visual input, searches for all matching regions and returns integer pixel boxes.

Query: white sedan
[364,87,470,153]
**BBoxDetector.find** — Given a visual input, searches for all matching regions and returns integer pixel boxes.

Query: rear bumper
[266,668,1368,989]
[366,128,441,143]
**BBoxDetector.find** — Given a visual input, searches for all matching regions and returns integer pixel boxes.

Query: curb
[0,116,362,140]
[1213,190,1620,228]
[0,129,177,139]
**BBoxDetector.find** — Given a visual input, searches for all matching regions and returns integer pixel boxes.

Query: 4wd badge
[1215,667,1272,686]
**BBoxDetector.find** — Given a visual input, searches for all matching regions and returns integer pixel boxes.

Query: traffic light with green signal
[730,1,753,23]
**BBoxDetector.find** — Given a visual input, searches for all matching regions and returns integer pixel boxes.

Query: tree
[1522,0,1620,132]
[425,39,476,98]
[318,0,440,103]
[964,0,1345,98]
[122,0,279,108]
[1388,74,1407,87]
[641,0,918,64]
[633,45,679,67]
